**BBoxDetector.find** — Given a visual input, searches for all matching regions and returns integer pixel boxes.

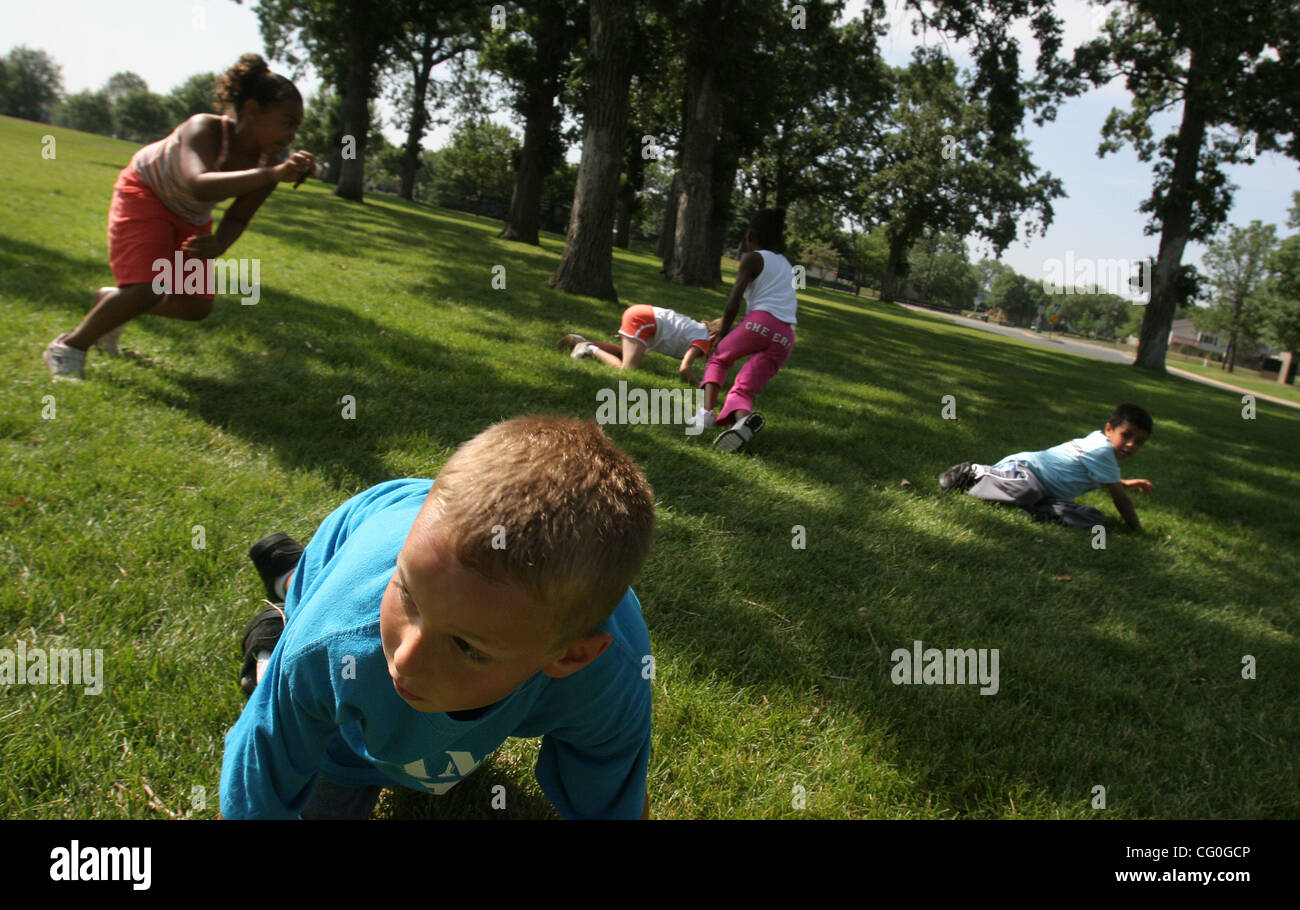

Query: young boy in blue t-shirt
[938,403,1154,530]
[220,416,656,819]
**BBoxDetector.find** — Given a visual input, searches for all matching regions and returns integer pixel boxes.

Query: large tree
[744,13,882,212]
[246,0,407,202]
[851,48,1062,302]
[104,71,148,106]
[1194,221,1278,372]
[168,72,220,120]
[657,0,838,286]
[114,90,174,143]
[549,0,636,300]
[661,0,730,286]
[56,90,113,136]
[1069,0,1300,372]
[907,229,979,309]
[0,46,64,122]
[390,0,478,201]
[1254,194,1300,369]
[483,0,582,243]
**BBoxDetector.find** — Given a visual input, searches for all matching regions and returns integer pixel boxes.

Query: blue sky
[8,0,1297,287]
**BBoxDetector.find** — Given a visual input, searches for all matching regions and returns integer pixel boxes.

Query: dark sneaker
[713,412,765,453]
[249,532,304,603]
[238,602,285,697]
[939,462,978,492]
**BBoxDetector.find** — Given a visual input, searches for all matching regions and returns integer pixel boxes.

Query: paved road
[895,302,1300,411]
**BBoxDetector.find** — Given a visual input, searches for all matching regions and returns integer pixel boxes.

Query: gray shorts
[966,460,1050,508]
[299,777,383,820]
[967,461,1105,528]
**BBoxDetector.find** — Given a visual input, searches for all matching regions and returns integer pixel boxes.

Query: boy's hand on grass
[181,235,227,259]
[1125,479,1153,494]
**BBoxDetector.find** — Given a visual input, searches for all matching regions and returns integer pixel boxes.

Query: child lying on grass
[939,403,1154,530]
[559,304,720,387]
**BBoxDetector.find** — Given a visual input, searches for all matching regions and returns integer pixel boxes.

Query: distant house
[1168,319,1227,357]
[1166,318,1286,373]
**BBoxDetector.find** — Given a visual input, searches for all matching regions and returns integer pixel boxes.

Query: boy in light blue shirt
[220,416,656,819]
[939,403,1154,530]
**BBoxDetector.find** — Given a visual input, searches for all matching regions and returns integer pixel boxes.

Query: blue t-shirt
[998,429,1122,501]
[220,479,652,819]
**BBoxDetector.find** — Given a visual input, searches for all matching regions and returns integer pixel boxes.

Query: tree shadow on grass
[605,294,1300,817]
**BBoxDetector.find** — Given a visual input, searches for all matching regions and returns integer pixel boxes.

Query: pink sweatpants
[702,309,795,424]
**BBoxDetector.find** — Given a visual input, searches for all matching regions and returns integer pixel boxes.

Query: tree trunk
[327,143,343,185]
[549,0,632,300]
[501,89,559,244]
[657,171,682,267]
[708,139,740,285]
[399,35,436,201]
[615,129,647,250]
[667,43,722,286]
[881,233,907,303]
[336,36,374,203]
[615,194,633,249]
[1225,294,1244,372]
[920,238,937,306]
[501,23,565,244]
[773,119,789,210]
[1134,51,1208,372]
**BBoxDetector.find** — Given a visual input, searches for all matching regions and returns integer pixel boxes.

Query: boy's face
[379,525,607,714]
[1104,420,1150,459]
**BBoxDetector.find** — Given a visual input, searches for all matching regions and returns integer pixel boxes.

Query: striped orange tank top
[130,116,267,225]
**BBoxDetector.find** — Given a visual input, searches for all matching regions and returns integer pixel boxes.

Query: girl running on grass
[43,54,316,380]
[689,208,799,453]
[558,306,722,386]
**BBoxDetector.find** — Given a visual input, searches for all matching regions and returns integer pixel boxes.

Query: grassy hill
[2,115,1297,818]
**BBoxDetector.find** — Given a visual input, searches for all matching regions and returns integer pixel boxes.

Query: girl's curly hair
[214,53,301,115]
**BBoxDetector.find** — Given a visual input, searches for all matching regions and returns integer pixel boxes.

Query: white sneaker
[685,406,716,435]
[43,334,86,380]
[571,342,595,359]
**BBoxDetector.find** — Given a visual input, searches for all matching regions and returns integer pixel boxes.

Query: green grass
[2,115,1298,819]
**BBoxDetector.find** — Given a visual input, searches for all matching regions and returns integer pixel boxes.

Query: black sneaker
[713,412,765,453]
[238,602,285,697]
[249,532,303,602]
[939,462,978,492]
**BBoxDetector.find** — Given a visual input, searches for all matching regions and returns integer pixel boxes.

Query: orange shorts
[618,304,657,347]
[107,167,215,300]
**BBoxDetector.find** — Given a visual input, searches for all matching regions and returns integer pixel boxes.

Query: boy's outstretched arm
[1105,481,1144,531]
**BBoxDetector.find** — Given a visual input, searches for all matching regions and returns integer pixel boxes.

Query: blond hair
[418,416,654,646]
